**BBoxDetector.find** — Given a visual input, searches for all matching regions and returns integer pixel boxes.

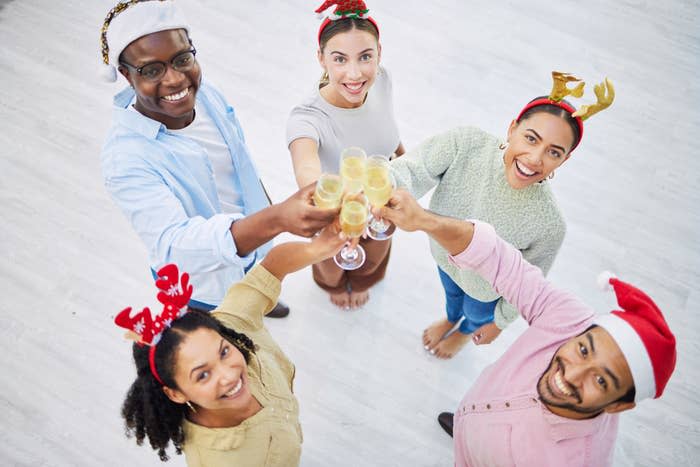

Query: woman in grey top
[391,72,614,358]
[286,1,404,310]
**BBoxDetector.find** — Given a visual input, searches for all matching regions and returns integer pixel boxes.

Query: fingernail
[424,345,429,350]
[430,349,436,355]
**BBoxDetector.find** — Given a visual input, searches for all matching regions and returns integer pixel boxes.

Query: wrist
[267,203,287,236]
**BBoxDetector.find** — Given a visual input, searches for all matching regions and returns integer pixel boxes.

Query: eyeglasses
[119,48,197,82]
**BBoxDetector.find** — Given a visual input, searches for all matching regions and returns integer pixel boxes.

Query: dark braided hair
[121,308,256,462]
[100,0,167,66]
[517,96,582,152]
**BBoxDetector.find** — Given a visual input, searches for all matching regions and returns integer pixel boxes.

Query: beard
[536,355,608,416]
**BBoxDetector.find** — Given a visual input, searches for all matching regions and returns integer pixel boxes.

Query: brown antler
[549,71,585,102]
[572,78,615,120]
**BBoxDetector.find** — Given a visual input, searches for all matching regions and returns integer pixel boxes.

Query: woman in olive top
[116,228,347,465]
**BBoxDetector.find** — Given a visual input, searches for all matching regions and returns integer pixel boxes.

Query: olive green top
[182,264,302,467]
[390,126,566,329]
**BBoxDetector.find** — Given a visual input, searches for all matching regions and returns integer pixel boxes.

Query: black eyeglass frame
[119,48,197,81]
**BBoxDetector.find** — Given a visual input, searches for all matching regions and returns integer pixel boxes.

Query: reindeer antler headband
[516,71,615,152]
[114,264,193,385]
[315,0,379,44]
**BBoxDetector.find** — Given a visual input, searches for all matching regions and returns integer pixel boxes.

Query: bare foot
[422,318,455,351]
[433,331,470,359]
[330,291,350,309]
[349,289,369,309]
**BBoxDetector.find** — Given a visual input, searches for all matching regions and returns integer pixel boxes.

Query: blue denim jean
[438,267,498,334]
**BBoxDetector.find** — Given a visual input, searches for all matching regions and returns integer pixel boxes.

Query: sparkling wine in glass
[339,146,367,194]
[364,155,396,241]
[333,196,368,270]
[313,174,344,209]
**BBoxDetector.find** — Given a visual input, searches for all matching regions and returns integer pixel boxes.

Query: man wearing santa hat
[376,189,676,467]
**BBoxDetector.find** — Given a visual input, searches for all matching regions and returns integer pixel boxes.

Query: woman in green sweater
[391,72,614,358]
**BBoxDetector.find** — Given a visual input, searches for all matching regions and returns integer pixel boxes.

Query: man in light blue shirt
[100,1,337,314]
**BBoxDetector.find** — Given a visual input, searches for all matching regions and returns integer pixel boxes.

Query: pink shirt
[449,221,618,467]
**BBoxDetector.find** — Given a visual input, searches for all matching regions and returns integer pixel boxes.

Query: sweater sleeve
[212,264,281,331]
[389,127,464,199]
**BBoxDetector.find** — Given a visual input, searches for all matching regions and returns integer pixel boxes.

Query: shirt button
[505,402,510,408]
[486,404,491,409]
[471,405,475,410]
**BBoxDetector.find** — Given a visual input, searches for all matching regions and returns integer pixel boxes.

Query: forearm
[290,138,322,188]
[229,205,285,256]
[420,211,475,256]
[260,242,318,281]
[294,163,322,188]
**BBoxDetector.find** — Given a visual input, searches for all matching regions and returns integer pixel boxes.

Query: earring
[499,142,509,151]
[548,171,555,180]
[186,401,197,413]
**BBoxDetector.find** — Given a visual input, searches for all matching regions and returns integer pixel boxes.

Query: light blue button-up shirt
[101,80,272,307]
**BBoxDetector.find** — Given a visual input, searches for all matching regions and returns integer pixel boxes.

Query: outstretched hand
[371,189,427,232]
[310,221,349,261]
[279,182,339,237]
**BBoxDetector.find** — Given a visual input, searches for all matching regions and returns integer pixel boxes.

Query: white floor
[1,0,698,466]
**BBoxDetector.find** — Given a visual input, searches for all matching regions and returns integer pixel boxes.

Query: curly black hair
[518,96,582,151]
[120,308,256,462]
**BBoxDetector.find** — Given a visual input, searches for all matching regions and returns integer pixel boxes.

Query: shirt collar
[111,86,164,140]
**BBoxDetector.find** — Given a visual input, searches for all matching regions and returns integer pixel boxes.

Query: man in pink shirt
[377,190,676,466]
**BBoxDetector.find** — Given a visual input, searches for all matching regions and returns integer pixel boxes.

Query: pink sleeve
[448,221,593,328]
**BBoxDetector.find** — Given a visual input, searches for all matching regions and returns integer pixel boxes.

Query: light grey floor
[1,0,698,466]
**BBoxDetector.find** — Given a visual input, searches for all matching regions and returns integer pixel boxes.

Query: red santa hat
[593,272,676,401]
[315,0,379,44]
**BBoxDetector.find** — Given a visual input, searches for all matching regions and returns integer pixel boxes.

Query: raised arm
[216,224,348,328]
[230,181,340,253]
[389,128,461,198]
[377,190,589,327]
[289,138,323,189]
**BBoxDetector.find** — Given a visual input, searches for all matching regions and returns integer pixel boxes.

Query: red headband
[516,98,584,152]
[317,16,380,45]
[114,264,193,386]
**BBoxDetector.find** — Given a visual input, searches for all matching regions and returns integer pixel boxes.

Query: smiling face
[537,326,636,419]
[118,28,201,129]
[503,112,575,189]
[318,27,380,109]
[165,327,254,415]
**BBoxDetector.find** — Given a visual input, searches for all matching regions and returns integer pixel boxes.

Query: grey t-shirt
[286,66,401,174]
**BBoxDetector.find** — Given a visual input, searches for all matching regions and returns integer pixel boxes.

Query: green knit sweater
[390,126,566,329]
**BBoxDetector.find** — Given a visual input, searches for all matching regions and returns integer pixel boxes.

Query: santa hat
[99,0,190,82]
[315,0,379,44]
[593,272,676,401]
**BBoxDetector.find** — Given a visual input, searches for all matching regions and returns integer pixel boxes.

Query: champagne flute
[313,174,344,209]
[339,146,367,194]
[334,195,368,270]
[364,155,396,241]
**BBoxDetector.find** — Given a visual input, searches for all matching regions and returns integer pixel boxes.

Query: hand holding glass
[339,147,367,194]
[333,196,368,270]
[313,174,344,209]
[364,155,396,240]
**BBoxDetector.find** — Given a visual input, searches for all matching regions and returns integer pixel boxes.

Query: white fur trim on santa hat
[593,313,655,401]
[597,270,617,291]
[103,1,189,81]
